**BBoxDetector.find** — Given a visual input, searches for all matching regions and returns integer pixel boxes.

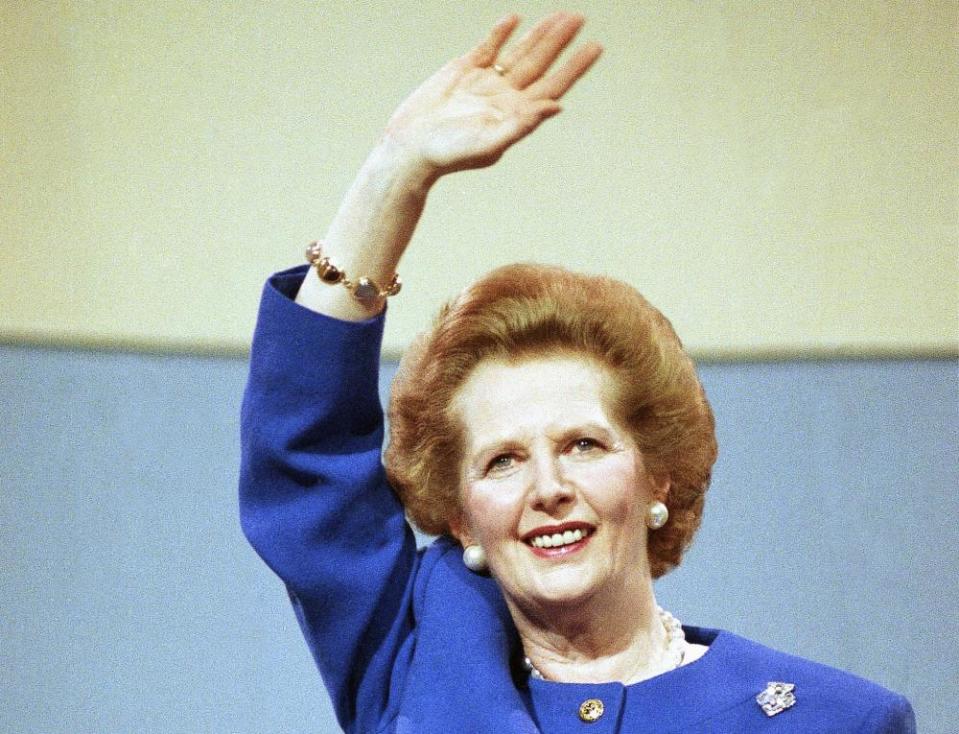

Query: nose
[529,452,575,513]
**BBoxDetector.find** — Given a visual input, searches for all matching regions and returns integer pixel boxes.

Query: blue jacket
[240,267,915,734]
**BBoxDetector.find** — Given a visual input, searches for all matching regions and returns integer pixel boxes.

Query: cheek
[461,480,523,542]
[577,460,647,516]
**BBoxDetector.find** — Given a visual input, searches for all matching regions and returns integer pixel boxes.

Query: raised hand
[296,13,601,321]
[385,12,603,176]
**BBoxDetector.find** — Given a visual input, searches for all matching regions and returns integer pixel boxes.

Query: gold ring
[492,63,507,76]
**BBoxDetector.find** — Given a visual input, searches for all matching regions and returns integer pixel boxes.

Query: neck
[509,579,676,685]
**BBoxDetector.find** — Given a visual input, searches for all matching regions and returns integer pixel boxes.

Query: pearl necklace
[523,606,686,681]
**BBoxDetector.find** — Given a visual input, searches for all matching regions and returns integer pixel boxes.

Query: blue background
[1,345,955,733]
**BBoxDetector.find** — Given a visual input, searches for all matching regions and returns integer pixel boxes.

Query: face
[450,355,668,615]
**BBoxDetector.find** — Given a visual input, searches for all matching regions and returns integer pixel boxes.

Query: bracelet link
[305,241,402,302]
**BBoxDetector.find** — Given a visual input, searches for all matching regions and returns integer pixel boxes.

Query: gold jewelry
[492,63,507,76]
[305,241,402,302]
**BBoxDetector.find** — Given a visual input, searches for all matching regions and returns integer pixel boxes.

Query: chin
[515,567,608,609]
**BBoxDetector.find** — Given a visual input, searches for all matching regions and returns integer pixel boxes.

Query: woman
[240,12,915,733]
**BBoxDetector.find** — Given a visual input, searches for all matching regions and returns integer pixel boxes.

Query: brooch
[756,681,796,717]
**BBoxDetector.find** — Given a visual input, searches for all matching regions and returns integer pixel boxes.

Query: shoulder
[685,627,915,732]
[415,537,509,616]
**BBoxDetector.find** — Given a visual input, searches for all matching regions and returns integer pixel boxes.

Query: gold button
[578,698,605,723]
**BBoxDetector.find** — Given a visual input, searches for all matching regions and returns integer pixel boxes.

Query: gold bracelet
[305,241,402,302]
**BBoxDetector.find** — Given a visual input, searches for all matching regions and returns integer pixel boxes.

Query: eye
[571,437,602,453]
[486,453,516,475]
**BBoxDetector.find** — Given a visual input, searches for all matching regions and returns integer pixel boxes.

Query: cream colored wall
[2,1,956,358]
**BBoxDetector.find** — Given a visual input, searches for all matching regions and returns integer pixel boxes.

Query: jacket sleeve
[239,266,418,733]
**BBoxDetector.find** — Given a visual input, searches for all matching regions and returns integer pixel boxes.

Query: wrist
[370,132,441,194]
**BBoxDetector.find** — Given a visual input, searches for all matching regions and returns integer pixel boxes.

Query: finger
[534,99,563,121]
[526,42,603,100]
[495,12,562,69]
[466,13,520,66]
[519,101,564,136]
[503,12,586,89]
[498,100,564,149]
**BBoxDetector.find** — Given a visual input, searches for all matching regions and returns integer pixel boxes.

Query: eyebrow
[466,421,618,463]
[465,436,526,466]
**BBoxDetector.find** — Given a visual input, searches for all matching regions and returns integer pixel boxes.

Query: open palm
[385,13,602,175]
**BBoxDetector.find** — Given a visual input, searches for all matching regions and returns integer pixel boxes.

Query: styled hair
[384,263,717,578]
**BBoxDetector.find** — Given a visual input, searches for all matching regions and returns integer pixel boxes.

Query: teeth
[530,528,587,548]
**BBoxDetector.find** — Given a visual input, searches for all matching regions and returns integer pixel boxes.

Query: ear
[448,513,474,547]
[650,474,671,504]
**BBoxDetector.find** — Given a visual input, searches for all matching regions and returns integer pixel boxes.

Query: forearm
[295,13,600,323]
[241,272,418,729]
[295,138,436,322]
[241,272,404,588]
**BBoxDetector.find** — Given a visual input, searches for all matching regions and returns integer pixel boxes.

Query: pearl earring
[462,544,488,574]
[646,500,669,530]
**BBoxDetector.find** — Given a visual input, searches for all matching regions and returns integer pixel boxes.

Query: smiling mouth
[526,527,595,549]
